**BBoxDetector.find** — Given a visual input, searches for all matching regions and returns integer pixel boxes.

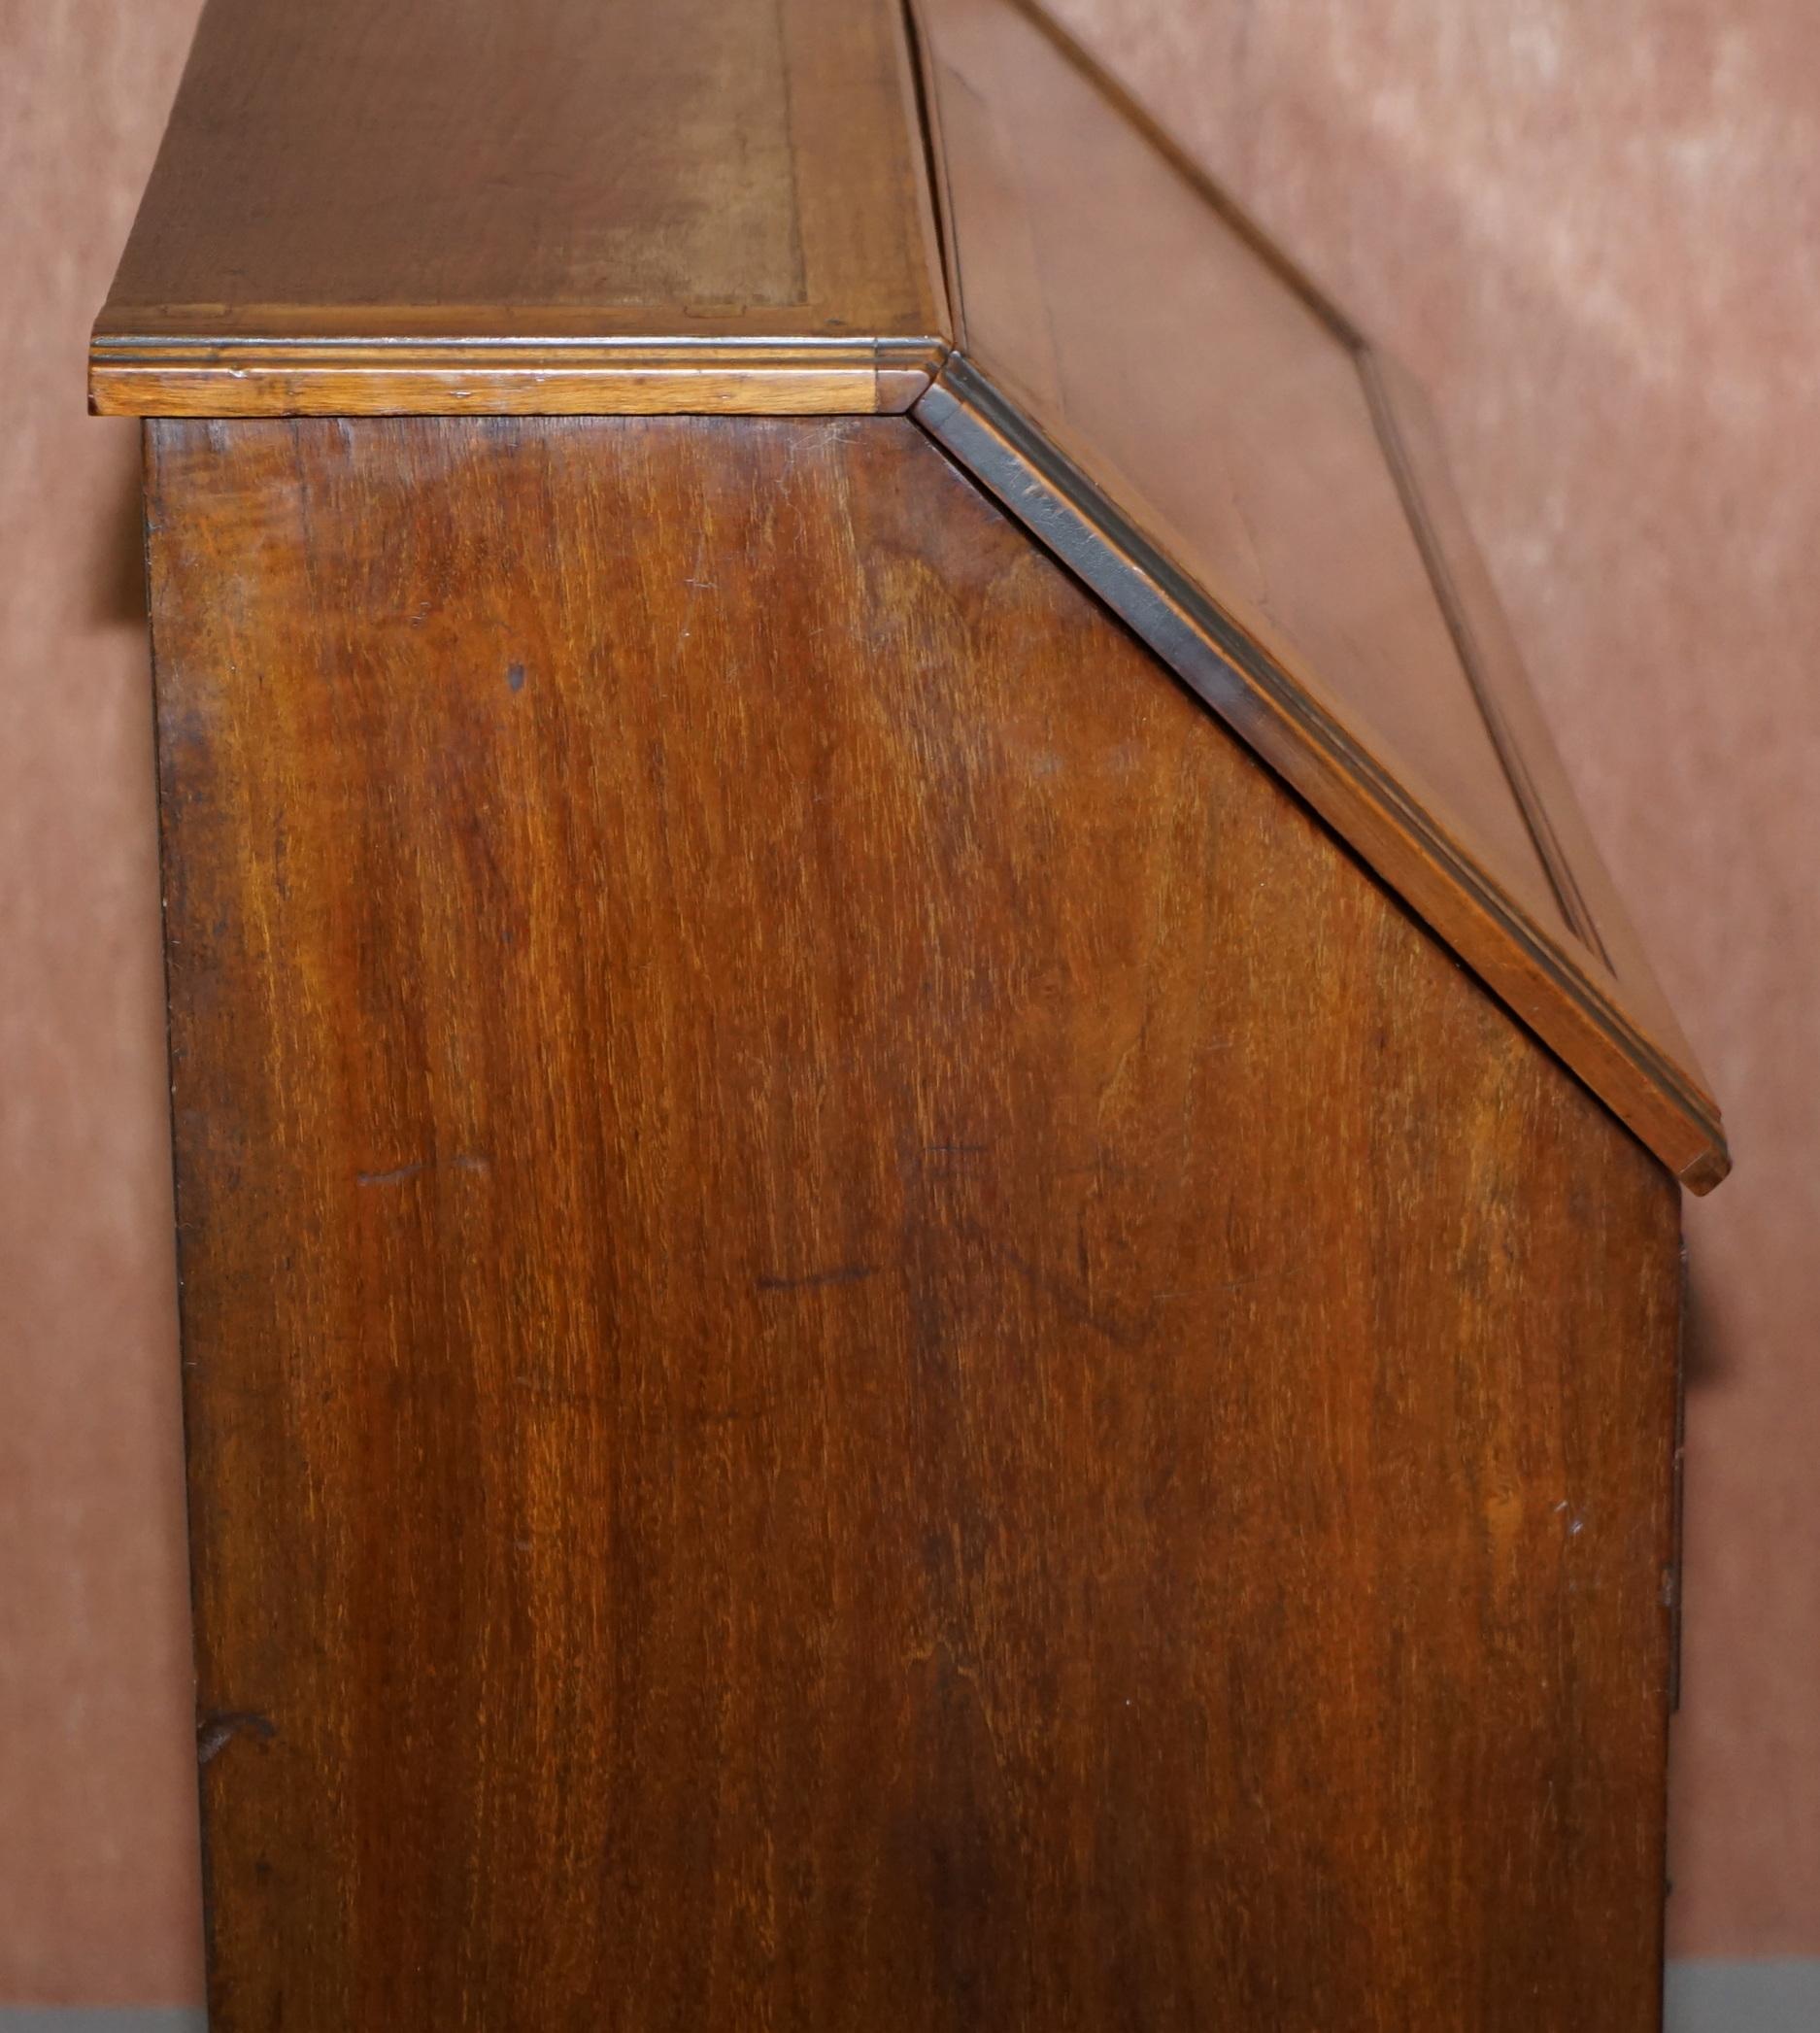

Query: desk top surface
[91,0,952,415]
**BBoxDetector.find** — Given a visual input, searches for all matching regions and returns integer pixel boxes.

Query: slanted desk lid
[910,0,1727,1190]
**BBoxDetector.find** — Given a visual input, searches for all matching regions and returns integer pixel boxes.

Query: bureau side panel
[146,414,1681,2031]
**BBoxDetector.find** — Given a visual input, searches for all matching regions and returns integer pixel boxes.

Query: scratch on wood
[357,1153,489,1186]
[757,1263,879,1293]
[992,1237,1142,1349]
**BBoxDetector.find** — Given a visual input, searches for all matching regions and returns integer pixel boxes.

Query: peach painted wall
[0,0,1812,1999]
[1,0,206,2004]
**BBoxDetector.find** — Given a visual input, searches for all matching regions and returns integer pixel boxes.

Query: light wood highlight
[89,341,943,419]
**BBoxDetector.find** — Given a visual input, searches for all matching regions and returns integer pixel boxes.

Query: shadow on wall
[88,430,152,631]
[1683,1257,1733,1390]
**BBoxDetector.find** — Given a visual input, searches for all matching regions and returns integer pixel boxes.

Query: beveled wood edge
[97,300,949,338]
[891,0,959,355]
[88,334,952,417]
[902,0,968,355]
[1358,345,1716,1095]
[913,356,1730,1191]
[1360,348,1608,961]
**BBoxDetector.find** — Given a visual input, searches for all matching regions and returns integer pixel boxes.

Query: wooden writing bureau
[95,0,1729,2025]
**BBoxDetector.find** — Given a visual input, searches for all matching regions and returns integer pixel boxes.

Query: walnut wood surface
[910,0,1727,1188]
[148,413,1683,2030]
[92,0,949,414]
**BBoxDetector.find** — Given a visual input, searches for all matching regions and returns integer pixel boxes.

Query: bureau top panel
[90,0,952,417]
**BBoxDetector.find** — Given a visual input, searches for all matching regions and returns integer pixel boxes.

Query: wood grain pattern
[910,0,1727,1188]
[149,413,1683,2030]
[92,0,949,414]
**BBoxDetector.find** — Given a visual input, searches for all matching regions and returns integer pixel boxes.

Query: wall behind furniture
[0,0,206,2004]
[0,0,1812,2001]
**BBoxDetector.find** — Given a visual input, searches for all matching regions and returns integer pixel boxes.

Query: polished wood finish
[149,414,1683,2031]
[92,0,949,415]
[910,0,1726,1188]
